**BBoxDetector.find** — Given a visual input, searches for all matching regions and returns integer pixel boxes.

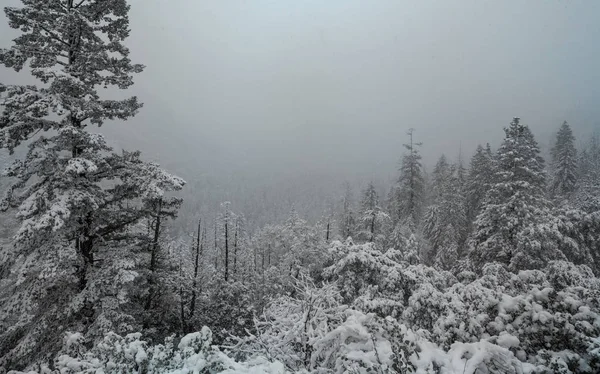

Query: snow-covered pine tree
[0,1,186,369]
[338,182,356,240]
[356,182,391,245]
[423,156,467,269]
[391,128,424,227]
[470,118,564,271]
[575,134,600,213]
[465,143,495,226]
[550,121,578,201]
[423,155,451,257]
[0,0,145,280]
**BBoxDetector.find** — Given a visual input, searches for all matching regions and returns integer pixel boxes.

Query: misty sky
[1,0,600,184]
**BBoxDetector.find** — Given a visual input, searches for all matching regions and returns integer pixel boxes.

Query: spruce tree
[575,134,600,213]
[392,128,424,227]
[465,143,495,226]
[423,156,466,269]
[338,182,356,240]
[550,121,578,200]
[357,182,390,244]
[0,1,185,368]
[470,118,563,271]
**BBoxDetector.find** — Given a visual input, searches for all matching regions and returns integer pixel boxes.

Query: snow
[496,332,520,349]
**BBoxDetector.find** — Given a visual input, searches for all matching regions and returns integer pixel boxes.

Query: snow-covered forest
[1,1,600,373]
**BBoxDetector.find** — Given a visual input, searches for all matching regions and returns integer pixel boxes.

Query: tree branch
[36,23,70,47]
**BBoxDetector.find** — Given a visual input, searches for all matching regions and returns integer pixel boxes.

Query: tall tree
[465,144,495,231]
[575,134,600,213]
[550,121,578,200]
[392,128,424,227]
[423,156,467,269]
[0,0,145,283]
[0,1,185,369]
[357,182,390,244]
[338,182,356,240]
[470,118,563,271]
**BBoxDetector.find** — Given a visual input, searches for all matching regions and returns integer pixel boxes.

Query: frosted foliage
[356,182,391,245]
[550,122,578,200]
[470,118,563,271]
[575,134,600,213]
[423,156,467,269]
[391,130,425,226]
[0,0,144,152]
[0,0,185,366]
[466,144,495,224]
[8,259,600,374]
[9,327,288,374]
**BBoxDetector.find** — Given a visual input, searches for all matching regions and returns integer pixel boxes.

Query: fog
[1,0,600,228]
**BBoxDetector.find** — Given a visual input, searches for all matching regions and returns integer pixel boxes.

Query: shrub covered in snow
[8,241,600,374]
[8,327,287,374]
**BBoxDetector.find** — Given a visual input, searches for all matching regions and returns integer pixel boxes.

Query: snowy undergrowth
[12,244,600,374]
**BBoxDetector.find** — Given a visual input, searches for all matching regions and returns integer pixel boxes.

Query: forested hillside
[1,1,599,373]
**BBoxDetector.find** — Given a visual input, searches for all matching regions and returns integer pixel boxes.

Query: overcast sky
[2,0,600,183]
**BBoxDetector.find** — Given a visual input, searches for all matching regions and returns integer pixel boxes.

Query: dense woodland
[1,1,600,373]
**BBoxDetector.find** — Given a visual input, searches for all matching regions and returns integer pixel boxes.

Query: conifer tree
[470,118,563,271]
[391,128,424,227]
[357,182,390,244]
[0,1,185,368]
[338,182,356,240]
[465,144,495,231]
[423,156,466,269]
[575,134,600,213]
[550,121,578,200]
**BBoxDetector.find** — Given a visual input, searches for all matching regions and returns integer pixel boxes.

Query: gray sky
[1,0,600,223]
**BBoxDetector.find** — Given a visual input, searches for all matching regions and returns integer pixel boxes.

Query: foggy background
[1,0,600,231]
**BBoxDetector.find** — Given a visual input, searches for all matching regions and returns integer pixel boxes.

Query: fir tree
[0,1,185,368]
[465,143,495,226]
[470,118,563,271]
[357,182,390,244]
[575,134,600,213]
[391,128,424,227]
[423,156,466,269]
[550,121,578,200]
[338,182,356,240]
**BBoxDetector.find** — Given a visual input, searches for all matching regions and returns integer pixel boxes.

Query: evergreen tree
[550,121,578,200]
[575,134,600,213]
[391,128,424,227]
[423,156,467,269]
[465,143,495,226]
[357,182,390,244]
[470,118,563,271]
[0,1,185,368]
[338,182,356,240]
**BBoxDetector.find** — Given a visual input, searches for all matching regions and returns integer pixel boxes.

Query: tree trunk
[144,199,162,311]
[214,220,218,269]
[224,216,229,282]
[189,218,202,319]
[234,220,239,276]
[179,252,186,334]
